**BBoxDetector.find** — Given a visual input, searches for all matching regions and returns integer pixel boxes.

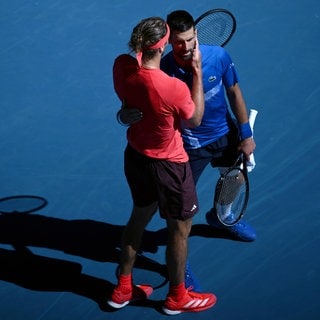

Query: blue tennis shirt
[161,45,239,150]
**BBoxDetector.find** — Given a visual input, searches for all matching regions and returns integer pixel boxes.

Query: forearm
[185,37,204,128]
[227,84,249,124]
[227,84,256,158]
[227,84,253,140]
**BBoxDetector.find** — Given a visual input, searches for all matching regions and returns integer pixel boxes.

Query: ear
[159,46,165,54]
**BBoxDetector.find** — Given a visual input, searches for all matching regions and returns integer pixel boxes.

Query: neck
[141,49,162,69]
[141,57,160,70]
[141,62,157,69]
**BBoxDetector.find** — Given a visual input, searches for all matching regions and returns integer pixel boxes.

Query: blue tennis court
[1,0,319,319]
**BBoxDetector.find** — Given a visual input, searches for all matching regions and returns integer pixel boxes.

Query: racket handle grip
[248,109,258,129]
[247,109,258,172]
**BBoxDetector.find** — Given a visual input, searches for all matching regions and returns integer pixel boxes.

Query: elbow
[186,116,202,128]
[185,103,204,127]
[190,109,204,127]
[191,118,202,127]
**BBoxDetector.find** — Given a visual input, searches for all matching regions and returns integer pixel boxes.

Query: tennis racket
[195,8,236,47]
[213,153,249,226]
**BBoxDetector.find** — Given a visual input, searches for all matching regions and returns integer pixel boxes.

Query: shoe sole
[107,299,130,309]
[107,285,153,309]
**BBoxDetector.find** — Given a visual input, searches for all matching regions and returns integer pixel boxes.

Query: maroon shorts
[124,144,199,220]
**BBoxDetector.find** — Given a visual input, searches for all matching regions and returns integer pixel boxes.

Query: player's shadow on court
[0,196,168,311]
[0,211,169,311]
[0,195,238,312]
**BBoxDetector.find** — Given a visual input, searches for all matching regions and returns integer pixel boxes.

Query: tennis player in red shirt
[108,16,216,315]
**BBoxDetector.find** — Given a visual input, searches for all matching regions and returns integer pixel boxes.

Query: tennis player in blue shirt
[161,10,256,241]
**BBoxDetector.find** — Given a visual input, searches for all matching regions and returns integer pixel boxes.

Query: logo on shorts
[191,204,197,212]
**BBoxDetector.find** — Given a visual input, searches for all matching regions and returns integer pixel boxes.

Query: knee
[167,217,192,238]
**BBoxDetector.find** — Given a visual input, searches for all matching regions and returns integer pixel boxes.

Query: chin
[182,54,192,61]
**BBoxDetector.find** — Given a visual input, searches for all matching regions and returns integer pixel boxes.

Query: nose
[182,41,192,51]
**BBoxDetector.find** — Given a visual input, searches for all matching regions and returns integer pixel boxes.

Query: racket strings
[215,169,247,224]
[196,12,235,46]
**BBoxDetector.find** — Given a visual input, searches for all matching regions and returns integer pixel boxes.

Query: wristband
[239,122,252,140]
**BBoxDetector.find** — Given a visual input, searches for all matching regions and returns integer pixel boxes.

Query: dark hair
[166,10,195,33]
[129,16,167,58]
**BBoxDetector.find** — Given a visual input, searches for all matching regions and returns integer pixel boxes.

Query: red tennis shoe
[107,284,153,309]
[163,289,217,315]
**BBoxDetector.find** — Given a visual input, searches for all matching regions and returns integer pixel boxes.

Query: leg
[163,216,217,315]
[187,147,213,185]
[107,146,158,309]
[165,216,192,286]
[184,146,214,291]
[119,202,158,275]
[204,133,257,241]
[107,202,157,309]
[120,144,159,274]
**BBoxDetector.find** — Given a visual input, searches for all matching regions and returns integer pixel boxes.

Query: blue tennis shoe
[205,209,257,242]
[184,261,202,292]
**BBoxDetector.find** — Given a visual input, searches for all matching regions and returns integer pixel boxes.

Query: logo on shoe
[183,298,210,308]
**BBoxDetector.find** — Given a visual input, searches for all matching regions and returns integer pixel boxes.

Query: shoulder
[114,54,136,64]
[167,76,191,101]
[200,45,234,71]
[200,45,231,59]
[113,54,139,72]
[113,54,140,85]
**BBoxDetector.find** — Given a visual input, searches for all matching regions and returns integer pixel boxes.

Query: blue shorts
[187,124,239,184]
[124,144,199,220]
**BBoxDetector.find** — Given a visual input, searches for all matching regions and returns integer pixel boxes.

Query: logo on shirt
[208,75,216,82]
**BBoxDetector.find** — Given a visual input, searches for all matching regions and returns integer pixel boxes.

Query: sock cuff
[169,282,186,297]
[118,273,132,286]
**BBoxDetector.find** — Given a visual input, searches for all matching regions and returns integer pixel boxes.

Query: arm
[226,83,256,160]
[113,55,143,126]
[185,37,204,128]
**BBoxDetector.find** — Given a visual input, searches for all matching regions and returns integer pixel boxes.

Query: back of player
[113,53,195,162]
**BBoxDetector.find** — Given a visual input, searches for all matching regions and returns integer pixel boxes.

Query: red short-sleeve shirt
[113,54,195,163]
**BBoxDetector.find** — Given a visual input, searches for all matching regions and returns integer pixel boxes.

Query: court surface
[1,0,319,319]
